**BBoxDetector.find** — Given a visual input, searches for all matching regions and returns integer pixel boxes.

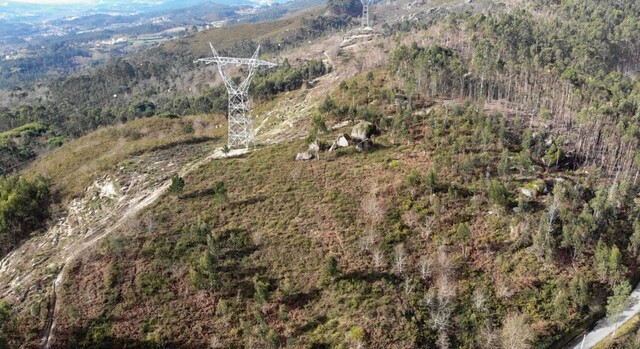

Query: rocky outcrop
[351,121,376,141]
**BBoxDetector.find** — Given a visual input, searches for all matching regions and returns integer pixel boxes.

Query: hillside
[1,0,640,348]
[0,1,350,176]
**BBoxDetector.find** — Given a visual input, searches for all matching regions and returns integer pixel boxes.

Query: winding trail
[40,281,56,349]
[38,147,248,349]
[565,283,640,348]
[323,50,335,69]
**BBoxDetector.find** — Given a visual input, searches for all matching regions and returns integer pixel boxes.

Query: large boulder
[295,152,313,161]
[351,121,376,141]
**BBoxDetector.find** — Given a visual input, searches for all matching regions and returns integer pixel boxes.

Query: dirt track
[39,147,248,348]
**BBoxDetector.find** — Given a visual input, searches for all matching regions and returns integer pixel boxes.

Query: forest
[383,0,640,181]
[0,175,51,259]
[1,0,640,347]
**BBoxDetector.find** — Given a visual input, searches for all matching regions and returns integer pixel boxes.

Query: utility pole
[194,43,277,149]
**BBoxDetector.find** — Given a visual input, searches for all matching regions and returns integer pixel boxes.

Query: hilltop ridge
[2,0,640,348]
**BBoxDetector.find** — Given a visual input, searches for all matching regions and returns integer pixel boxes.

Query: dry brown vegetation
[27,115,225,201]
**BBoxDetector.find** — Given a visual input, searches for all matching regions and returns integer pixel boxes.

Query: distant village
[0,5,261,61]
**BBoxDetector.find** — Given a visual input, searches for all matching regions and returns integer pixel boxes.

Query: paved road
[566,283,640,348]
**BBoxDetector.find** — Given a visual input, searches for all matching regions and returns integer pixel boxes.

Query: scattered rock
[308,141,320,153]
[99,181,118,199]
[355,140,373,152]
[331,120,350,130]
[295,152,314,161]
[329,134,350,152]
[520,179,547,198]
[351,121,376,141]
[336,134,350,147]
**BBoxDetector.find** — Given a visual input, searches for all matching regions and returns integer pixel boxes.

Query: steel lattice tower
[194,43,277,149]
[361,0,373,29]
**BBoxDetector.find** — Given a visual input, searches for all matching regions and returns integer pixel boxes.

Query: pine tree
[168,175,185,195]
[326,255,339,279]
[607,280,632,339]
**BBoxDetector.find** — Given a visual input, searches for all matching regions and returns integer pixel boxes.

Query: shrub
[318,97,337,115]
[80,321,113,349]
[136,272,168,297]
[488,179,511,207]
[181,123,195,135]
[0,301,16,348]
[254,279,271,304]
[425,169,438,193]
[543,140,564,167]
[129,100,156,118]
[212,181,227,204]
[325,255,339,278]
[348,326,366,345]
[388,160,403,169]
[168,175,185,195]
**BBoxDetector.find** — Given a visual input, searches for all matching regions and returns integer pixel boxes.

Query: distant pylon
[361,0,373,29]
[194,43,277,149]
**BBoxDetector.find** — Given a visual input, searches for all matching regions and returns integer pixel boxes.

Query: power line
[194,43,278,149]
[361,0,373,29]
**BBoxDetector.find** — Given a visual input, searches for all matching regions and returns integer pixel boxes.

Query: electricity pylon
[194,43,277,149]
[361,0,373,29]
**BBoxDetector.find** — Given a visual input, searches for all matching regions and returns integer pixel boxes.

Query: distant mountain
[0,1,291,22]
[0,0,324,88]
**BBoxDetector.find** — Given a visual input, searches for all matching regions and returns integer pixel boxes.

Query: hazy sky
[5,0,164,4]
[9,0,95,3]
[2,0,275,6]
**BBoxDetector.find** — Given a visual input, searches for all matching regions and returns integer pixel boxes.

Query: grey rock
[520,179,546,198]
[336,134,350,147]
[356,140,373,152]
[308,141,320,153]
[295,152,313,161]
[520,188,534,198]
[351,121,376,141]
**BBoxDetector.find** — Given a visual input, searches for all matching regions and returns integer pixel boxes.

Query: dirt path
[5,27,356,349]
[323,50,335,69]
[39,147,248,349]
[40,281,56,349]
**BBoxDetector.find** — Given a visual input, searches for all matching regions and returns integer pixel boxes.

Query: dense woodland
[0,175,51,259]
[388,0,640,181]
